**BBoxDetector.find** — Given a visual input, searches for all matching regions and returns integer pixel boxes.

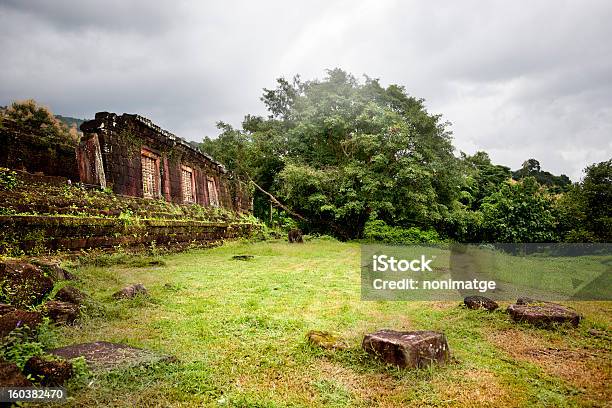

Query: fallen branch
[248,177,308,222]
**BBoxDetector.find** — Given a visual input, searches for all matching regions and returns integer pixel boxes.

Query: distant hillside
[55,115,87,130]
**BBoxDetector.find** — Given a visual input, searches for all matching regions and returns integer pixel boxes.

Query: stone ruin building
[78,112,250,213]
[1,111,251,213]
[0,111,253,254]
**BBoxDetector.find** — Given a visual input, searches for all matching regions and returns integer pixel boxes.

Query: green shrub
[0,318,56,370]
[249,223,282,242]
[363,219,441,244]
[0,167,20,191]
[2,99,77,146]
[303,233,338,242]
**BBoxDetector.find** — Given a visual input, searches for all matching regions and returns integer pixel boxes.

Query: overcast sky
[1,0,611,180]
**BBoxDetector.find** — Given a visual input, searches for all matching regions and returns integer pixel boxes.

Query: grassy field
[50,239,611,407]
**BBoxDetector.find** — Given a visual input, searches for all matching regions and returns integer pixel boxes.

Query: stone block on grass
[113,283,148,299]
[49,341,177,371]
[362,329,450,368]
[43,300,80,325]
[232,255,254,261]
[31,260,77,281]
[54,286,87,305]
[507,303,581,327]
[464,295,499,311]
[24,356,73,386]
[0,309,43,338]
[0,359,32,387]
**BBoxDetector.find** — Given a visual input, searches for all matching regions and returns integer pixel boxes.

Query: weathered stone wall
[80,112,251,213]
[0,215,257,255]
[0,130,79,181]
[0,170,259,256]
[0,170,241,221]
[75,134,106,187]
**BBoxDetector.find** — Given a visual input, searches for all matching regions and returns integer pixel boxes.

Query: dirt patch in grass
[315,360,407,407]
[315,360,514,407]
[522,347,611,403]
[432,369,515,408]
[487,329,611,404]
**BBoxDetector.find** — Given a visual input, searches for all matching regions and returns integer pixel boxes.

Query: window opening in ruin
[207,176,219,207]
[141,149,160,199]
[181,165,195,203]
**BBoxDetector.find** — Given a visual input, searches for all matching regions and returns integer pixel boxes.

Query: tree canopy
[0,99,78,146]
[512,158,571,193]
[201,69,610,243]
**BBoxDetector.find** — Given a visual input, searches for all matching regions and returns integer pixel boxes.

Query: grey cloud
[0,0,184,34]
[0,0,610,180]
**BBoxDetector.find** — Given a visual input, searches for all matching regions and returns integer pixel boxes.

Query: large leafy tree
[0,99,77,146]
[202,69,462,238]
[204,69,460,238]
[553,159,611,242]
[271,70,460,237]
[481,177,558,242]
[459,151,511,210]
[581,159,612,241]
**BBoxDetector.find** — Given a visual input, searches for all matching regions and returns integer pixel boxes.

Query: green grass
[48,240,610,407]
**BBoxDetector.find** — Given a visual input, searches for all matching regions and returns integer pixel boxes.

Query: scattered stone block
[288,229,304,243]
[0,359,32,387]
[49,341,177,371]
[0,309,43,338]
[507,302,581,327]
[362,329,450,368]
[113,283,147,299]
[232,255,254,261]
[43,301,80,325]
[23,356,73,386]
[464,295,499,311]
[306,330,348,350]
[0,261,54,307]
[55,286,87,305]
[31,260,77,281]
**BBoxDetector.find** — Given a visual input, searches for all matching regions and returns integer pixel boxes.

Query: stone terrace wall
[1,215,255,255]
[0,128,79,181]
[0,170,259,256]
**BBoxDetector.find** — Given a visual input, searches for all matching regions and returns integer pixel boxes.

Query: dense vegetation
[3,83,609,244]
[0,99,80,146]
[201,69,611,243]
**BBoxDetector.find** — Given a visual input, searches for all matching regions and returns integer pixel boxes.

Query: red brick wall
[0,130,79,181]
[81,112,251,212]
